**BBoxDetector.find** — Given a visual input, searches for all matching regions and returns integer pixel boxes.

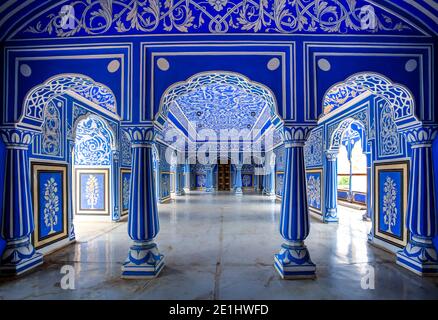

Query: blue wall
[0,140,5,257]
[433,138,438,250]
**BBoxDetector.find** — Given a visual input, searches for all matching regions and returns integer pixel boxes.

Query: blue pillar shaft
[397,126,438,276]
[206,165,213,192]
[0,129,43,276]
[128,144,159,241]
[176,164,185,195]
[324,152,338,223]
[279,145,309,241]
[235,165,243,194]
[275,127,316,279]
[122,127,164,279]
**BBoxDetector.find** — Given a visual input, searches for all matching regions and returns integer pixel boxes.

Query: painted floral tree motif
[43,178,59,235]
[86,175,100,209]
[242,175,251,187]
[197,174,206,188]
[307,175,321,208]
[122,176,130,208]
[383,176,397,233]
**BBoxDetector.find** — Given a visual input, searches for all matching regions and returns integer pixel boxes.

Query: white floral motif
[242,175,251,187]
[86,175,100,209]
[74,117,113,166]
[383,176,397,234]
[379,102,400,157]
[307,175,321,208]
[122,176,130,208]
[43,178,59,235]
[209,0,228,11]
[42,101,61,156]
[24,0,410,36]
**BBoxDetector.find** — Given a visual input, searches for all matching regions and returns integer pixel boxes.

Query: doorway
[217,162,231,191]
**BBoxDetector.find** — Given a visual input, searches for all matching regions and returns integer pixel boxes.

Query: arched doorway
[0,74,120,276]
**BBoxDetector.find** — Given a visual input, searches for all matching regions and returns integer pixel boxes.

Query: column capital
[123,126,155,147]
[0,128,35,148]
[325,150,338,161]
[283,125,314,147]
[402,125,438,147]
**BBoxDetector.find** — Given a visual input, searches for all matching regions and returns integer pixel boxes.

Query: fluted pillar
[175,164,185,196]
[235,164,243,195]
[275,126,316,279]
[111,150,121,221]
[324,150,339,223]
[266,167,276,196]
[67,138,76,241]
[396,126,438,276]
[121,127,164,279]
[262,174,267,194]
[363,151,372,221]
[205,165,214,192]
[0,129,43,276]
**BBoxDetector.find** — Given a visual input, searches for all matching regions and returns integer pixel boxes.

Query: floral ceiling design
[21,0,414,38]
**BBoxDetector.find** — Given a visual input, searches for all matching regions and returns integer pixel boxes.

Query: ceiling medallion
[267,58,280,71]
[317,58,331,71]
[107,60,121,73]
[20,64,32,77]
[157,58,170,71]
[405,59,417,72]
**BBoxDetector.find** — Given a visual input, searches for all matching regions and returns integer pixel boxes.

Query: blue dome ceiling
[171,83,270,133]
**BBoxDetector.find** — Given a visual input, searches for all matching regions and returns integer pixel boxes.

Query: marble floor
[1,191,438,300]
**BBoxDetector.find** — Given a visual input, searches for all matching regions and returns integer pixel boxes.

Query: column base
[323,209,338,223]
[235,187,243,195]
[0,238,43,277]
[396,236,438,276]
[121,241,165,279]
[175,190,185,196]
[205,187,214,193]
[274,241,316,280]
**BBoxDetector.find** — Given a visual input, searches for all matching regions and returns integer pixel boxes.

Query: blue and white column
[275,126,316,279]
[205,164,214,192]
[67,138,76,241]
[266,164,276,196]
[396,126,438,276]
[121,127,164,279]
[363,151,372,221]
[235,164,243,195]
[254,173,259,192]
[0,129,43,276]
[262,174,267,194]
[324,150,338,223]
[175,164,185,196]
[111,150,121,222]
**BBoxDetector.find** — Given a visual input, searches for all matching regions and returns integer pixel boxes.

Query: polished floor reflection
[0,191,437,299]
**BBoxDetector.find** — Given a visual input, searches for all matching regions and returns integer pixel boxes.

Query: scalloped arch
[322,72,419,131]
[157,71,281,122]
[18,73,118,131]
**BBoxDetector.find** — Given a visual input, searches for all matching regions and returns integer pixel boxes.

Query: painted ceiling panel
[173,83,269,133]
